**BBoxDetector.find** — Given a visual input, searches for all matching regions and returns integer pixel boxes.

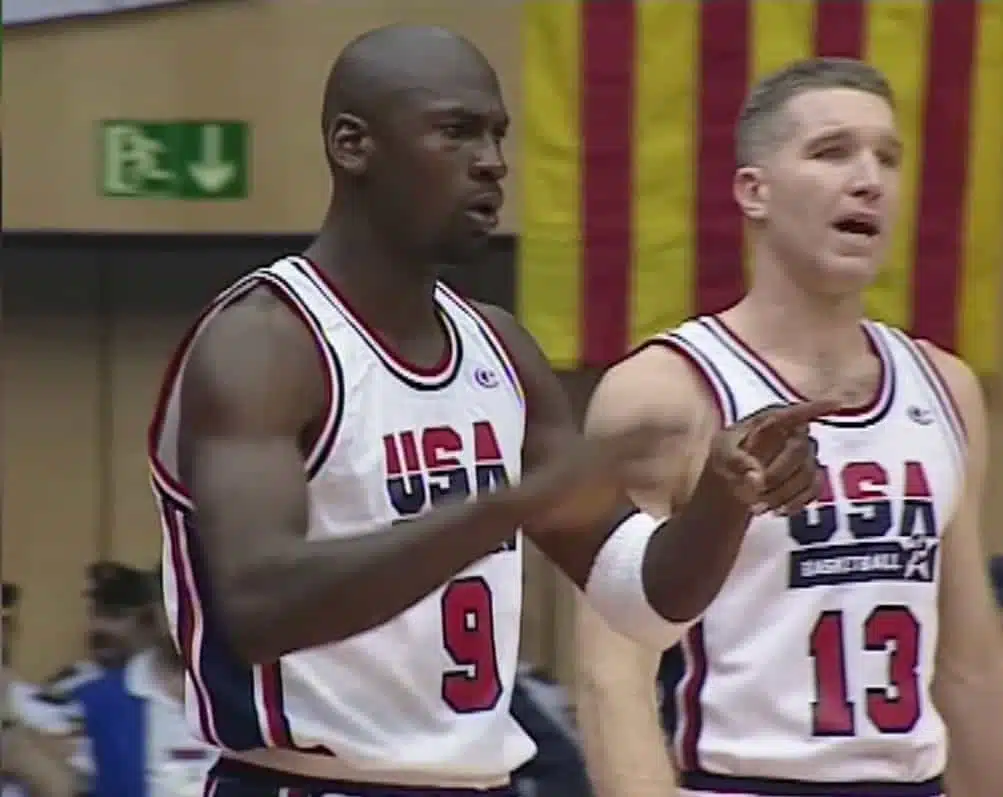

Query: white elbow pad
[584,511,694,650]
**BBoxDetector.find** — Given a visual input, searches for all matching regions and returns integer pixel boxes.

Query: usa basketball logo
[787,459,939,589]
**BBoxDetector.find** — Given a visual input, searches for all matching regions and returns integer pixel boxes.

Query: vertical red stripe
[814,0,866,57]
[911,1,977,350]
[581,1,635,365]
[695,0,749,315]
[260,665,289,745]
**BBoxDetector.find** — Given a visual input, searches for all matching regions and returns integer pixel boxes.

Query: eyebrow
[807,128,903,152]
[425,102,510,130]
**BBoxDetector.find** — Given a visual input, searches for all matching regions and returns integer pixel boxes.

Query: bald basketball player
[148,26,829,796]
[577,58,1003,797]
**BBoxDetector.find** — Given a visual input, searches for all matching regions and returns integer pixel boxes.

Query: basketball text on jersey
[788,460,938,589]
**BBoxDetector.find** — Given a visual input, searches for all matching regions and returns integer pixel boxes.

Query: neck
[725,244,869,371]
[306,199,439,340]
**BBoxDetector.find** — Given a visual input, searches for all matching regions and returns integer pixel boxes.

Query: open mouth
[832,215,880,238]
[465,195,501,231]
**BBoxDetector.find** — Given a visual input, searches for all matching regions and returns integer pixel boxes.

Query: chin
[808,253,881,295]
[438,235,491,266]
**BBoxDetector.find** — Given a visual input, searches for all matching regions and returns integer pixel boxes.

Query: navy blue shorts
[203,758,518,797]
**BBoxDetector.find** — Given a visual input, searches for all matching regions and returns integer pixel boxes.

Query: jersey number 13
[809,605,922,736]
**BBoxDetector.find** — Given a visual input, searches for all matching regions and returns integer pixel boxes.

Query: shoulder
[188,285,319,372]
[913,339,988,487]
[468,302,561,396]
[468,302,539,361]
[180,285,326,432]
[587,339,718,440]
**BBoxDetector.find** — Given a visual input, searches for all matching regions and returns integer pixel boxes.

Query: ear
[733,166,769,221]
[326,113,373,176]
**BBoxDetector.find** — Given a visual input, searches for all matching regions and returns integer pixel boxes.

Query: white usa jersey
[148,255,533,784]
[657,316,963,797]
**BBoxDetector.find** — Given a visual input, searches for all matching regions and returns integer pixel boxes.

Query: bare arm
[479,304,799,617]
[923,344,1003,797]
[181,289,546,663]
[576,346,716,797]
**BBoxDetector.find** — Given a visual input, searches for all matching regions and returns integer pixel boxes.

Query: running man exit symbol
[98,120,250,199]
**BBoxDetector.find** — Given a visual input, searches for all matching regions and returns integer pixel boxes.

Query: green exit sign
[98,120,250,200]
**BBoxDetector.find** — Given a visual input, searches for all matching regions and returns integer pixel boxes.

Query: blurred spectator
[3,583,79,797]
[72,566,216,797]
[2,580,74,733]
[46,563,153,694]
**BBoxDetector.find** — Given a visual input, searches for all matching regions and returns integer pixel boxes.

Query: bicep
[178,296,324,590]
[583,348,707,516]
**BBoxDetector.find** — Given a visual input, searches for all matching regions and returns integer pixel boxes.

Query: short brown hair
[735,57,894,166]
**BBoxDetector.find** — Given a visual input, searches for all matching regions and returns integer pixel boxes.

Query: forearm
[642,474,751,622]
[579,680,676,797]
[576,621,677,797]
[938,674,1003,797]
[219,496,523,662]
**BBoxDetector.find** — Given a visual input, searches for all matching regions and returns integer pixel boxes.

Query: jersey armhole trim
[640,335,738,426]
[148,269,346,511]
[147,271,267,509]
[437,285,527,408]
[256,271,346,480]
[888,329,967,458]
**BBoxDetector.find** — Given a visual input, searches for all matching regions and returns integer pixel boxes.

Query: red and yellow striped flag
[520,0,1003,373]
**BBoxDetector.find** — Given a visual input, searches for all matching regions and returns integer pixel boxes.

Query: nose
[471,135,507,182]
[849,151,883,201]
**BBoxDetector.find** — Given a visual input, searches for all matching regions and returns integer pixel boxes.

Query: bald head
[322,24,496,135]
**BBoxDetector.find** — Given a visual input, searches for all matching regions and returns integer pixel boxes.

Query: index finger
[757,398,841,429]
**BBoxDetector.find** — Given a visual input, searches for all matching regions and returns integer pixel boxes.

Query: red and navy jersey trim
[147,263,345,509]
[434,284,526,409]
[638,335,739,425]
[698,316,897,429]
[158,493,333,756]
[293,256,464,392]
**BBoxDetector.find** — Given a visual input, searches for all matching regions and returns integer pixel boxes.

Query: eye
[813,145,849,160]
[877,150,901,168]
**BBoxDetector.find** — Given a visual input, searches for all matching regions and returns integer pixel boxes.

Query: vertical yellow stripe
[750,0,815,81]
[744,1,816,271]
[863,1,931,331]
[520,1,583,368]
[630,0,699,345]
[959,1,1003,373]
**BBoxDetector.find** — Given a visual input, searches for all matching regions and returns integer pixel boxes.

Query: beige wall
[2,0,524,234]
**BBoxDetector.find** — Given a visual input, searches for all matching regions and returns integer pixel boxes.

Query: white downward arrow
[188,124,236,193]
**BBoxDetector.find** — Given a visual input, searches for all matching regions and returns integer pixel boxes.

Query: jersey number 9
[441,576,503,713]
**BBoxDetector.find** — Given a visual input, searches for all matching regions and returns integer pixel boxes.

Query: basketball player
[576,58,1003,797]
[147,25,829,797]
